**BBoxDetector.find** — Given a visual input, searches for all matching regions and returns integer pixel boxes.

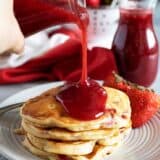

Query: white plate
[0,82,64,108]
[0,82,160,160]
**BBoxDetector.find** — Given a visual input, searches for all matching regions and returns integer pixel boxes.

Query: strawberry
[86,0,100,8]
[104,72,160,128]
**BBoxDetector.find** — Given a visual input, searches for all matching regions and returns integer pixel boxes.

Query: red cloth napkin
[0,31,117,84]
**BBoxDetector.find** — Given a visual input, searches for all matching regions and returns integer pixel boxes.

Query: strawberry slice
[86,0,100,8]
[104,72,160,128]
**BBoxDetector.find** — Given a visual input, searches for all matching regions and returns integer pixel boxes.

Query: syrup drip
[56,79,107,120]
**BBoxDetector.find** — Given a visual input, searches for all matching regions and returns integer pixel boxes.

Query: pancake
[27,133,96,155]
[21,87,131,131]
[23,137,119,160]
[22,119,131,146]
[25,124,129,157]
[23,137,58,160]
[22,119,119,141]
[98,125,131,146]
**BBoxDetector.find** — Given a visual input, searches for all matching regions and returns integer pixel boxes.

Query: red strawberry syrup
[112,8,159,86]
[56,4,107,121]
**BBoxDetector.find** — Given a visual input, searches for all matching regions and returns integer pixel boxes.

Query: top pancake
[21,86,131,131]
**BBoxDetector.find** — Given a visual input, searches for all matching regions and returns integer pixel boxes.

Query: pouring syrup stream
[13,0,107,121]
[56,1,107,121]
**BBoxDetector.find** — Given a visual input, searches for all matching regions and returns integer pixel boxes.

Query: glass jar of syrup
[112,0,159,87]
[14,0,88,37]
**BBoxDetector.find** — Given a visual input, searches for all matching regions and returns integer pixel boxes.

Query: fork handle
[0,102,24,115]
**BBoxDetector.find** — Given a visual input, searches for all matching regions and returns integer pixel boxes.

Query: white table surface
[0,82,46,102]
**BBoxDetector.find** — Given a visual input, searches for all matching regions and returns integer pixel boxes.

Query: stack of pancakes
[20,86,131,160]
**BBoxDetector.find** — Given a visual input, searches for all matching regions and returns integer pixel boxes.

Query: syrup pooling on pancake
[56,80,107,121]
[21,87,131,131]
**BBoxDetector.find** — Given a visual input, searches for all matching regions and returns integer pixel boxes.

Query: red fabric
[0,30,117,84]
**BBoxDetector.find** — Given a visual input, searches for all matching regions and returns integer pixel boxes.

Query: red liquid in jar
[112,8,159,86]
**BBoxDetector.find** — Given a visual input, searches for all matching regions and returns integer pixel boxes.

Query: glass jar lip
[119,7,153,15]
[119,6,154,11]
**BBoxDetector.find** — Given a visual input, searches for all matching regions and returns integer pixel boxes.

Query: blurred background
[0,0,160,101]
[154,0,160,41]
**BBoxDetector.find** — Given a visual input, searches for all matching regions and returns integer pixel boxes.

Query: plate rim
[0,81,64,108]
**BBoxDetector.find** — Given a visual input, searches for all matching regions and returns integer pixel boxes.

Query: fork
[0,102,24,115]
